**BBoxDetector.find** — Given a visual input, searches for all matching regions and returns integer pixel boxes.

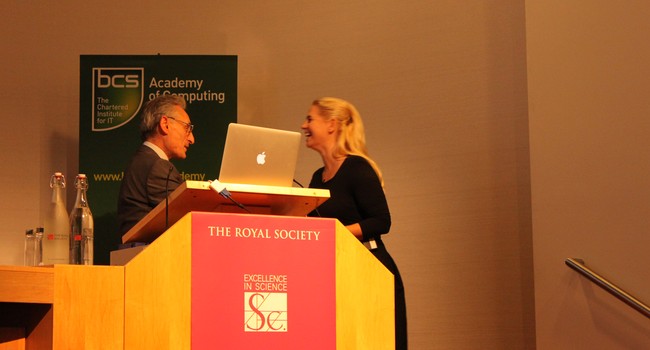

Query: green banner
[79,55,237,265]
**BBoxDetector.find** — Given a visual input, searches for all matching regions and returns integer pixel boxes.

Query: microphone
[210,179,251,213]
[165,164,174,229]
[210,179,231,198]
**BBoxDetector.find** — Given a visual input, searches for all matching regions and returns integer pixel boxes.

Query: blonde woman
[301,97,407,349]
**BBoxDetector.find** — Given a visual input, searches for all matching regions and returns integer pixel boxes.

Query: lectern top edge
[121,181,330,244]
[185,180,330,197]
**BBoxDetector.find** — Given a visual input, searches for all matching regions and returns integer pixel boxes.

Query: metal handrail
[565,258,650,319]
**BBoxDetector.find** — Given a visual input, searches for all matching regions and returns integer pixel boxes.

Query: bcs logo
[95,69,140,88]
[91,67,144,131]
[244,292,287,332]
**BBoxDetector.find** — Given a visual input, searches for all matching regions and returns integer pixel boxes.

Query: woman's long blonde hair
[312,97,384,186]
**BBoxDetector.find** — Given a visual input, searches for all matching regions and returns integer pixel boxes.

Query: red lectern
[121,182,395,349]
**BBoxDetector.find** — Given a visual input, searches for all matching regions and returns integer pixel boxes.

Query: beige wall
[1,1,534,349]
[526,1,650,349]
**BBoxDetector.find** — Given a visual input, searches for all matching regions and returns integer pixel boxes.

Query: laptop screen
[218,123,301,187]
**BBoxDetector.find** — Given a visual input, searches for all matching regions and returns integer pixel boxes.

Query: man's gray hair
[139,95,187,140]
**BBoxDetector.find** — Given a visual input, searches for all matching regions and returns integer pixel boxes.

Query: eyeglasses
[166,116,194,135]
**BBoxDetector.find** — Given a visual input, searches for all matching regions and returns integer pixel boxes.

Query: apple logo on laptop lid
[256,152,266,165]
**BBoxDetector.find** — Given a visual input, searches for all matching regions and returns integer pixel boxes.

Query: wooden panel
[335,221,394,349]
[0,266,54,304]
[0,266,54,350]
[124,214,192,349]
[0,304,53,350]
[25,306,52,350]
[53,265,124,350]
[0,328,24,350]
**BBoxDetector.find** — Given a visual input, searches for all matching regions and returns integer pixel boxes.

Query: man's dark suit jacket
[117,144,183,237]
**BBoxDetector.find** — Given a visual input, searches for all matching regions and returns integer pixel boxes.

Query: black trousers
[371,240,407,350]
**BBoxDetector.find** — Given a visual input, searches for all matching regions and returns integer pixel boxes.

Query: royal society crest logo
[244,273,288,332]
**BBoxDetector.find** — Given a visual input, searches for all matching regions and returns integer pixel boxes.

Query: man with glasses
[117,95,196,237]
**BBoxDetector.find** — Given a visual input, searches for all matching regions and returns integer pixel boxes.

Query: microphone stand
[165,165,174,229]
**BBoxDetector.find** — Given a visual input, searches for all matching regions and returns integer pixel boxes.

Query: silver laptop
[218,123,301,187]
